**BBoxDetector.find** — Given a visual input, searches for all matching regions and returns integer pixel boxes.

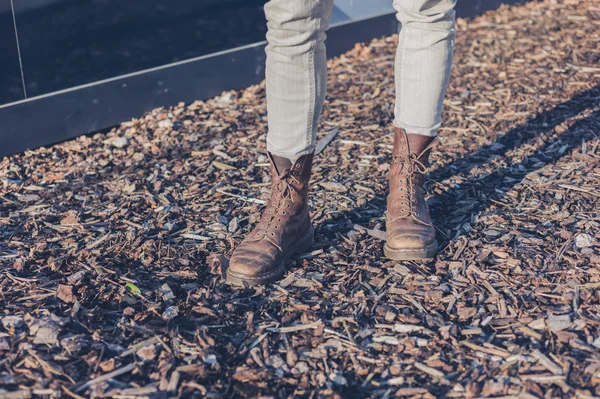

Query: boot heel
[293,227,314,254]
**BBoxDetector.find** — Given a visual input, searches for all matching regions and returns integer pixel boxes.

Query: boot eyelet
[270,232,275,236]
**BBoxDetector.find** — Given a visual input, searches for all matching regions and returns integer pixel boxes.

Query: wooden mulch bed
[1,0,599,397]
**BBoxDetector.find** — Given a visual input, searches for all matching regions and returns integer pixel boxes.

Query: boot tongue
[271,154,293,175]
[407,133,436,156]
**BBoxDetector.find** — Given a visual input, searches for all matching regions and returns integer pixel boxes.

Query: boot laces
[257,170,300,236]
[393,153,429,224]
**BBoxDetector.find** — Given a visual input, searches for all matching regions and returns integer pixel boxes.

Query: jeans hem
[393,120,439,137]
[266,145,315,161]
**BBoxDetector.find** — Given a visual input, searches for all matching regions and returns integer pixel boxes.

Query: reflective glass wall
[0,0,25,104]
[8,0,268,99]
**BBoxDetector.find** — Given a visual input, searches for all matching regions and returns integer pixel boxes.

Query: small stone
[346,230,360,240]
[159,284,175,302]
[387,376,405,385]
[67,271,86,285]
[60,335,89,354]
[393,264,411,276]
[228,217,239,233]
[2,316,24,330]
[0,372,16,385]
[216,92,235,107]
[157,120,173,129]
[546,315,572,332]
[26,313,64,345]
[292,361,309,375]
[267,355,288,371]
[203,354,218,365]
[162,306,179,321]
[112,137,128,148]
[329,372,347,385]
[123,307,135,316]
[575,233,593,248]
[107,343,124,353]
[33,324,60,345]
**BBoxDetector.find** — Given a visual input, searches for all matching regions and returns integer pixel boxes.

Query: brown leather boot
[384,128,438,260]
[227,153,314,286]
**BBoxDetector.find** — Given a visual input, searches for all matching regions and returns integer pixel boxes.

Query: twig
[414,362,445,379]
[266,320,322,333]
[315,129,340,155]
[74,363,137,393]
[215,188,266,204]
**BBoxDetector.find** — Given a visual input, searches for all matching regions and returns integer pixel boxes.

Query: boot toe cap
[386,225,436,250]
[387,234,434,250]
[227,241,284,283]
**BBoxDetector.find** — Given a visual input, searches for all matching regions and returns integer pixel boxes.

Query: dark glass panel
[0,0,25,104]
[14,0,268,97]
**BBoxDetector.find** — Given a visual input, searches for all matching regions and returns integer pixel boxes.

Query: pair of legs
[227,0,456,286]
[265,0,456,161]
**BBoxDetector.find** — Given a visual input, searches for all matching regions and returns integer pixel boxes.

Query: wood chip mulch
[1,0,599,397]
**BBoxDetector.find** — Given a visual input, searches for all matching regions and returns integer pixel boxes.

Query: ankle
[406,133,436,155]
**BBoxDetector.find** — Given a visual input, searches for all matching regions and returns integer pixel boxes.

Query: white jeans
[264,0,456,160]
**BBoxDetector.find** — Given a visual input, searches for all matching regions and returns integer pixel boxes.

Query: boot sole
[226,227,314,287]
[383,240,438,260]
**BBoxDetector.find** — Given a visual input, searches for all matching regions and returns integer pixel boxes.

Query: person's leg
[393,0,456,137]
[265,0,335,163]
[227,0,334,286]
[385,0,456,260]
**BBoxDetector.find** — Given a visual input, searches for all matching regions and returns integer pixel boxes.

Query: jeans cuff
[266,145,315,161]
[393,120,439,137]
